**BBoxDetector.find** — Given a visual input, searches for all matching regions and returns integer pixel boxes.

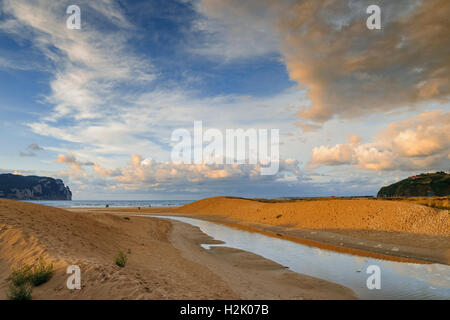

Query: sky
[0,0,449,200]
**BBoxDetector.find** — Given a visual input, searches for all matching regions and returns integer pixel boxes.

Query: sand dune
[0,199,238,299]
[0,199,354,300]
[176,197,450,236]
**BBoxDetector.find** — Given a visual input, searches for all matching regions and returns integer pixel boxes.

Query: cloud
[19,143,45,157]
[190,0,281,60]
[3,0,447,198]
[28,86,306,165]
[0,1,310,167]
[28,143,44,151]
[56,152,93,176]
[9,151,389,198]
[55,152,302,192]
[379,111,450,158]
[308,110,450,171]
[309,144,354,168]
[1,0,154,122]
[106,155,302,185]
[19,151,36,157]
[295,122,322,132]
[195,0,450,126]
[93,163,122,178]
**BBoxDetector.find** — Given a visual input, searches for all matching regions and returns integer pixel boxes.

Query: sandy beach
[0,199,355,300]
[2,196,449,300]
[95,197,450,265]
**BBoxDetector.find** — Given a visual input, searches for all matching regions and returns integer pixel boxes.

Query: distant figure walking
[105,204,109,208]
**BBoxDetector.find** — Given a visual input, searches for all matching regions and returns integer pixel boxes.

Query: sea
[23,200,193,208]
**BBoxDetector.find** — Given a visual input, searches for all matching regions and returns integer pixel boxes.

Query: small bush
[29,258,54,286]
[115,251,127,268]
[276,214,282,219]
[7,283,32,301]
[9,264,32,286]
[6,257,53,299]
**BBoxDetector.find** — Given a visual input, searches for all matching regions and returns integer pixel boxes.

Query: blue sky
[0,0,449,200]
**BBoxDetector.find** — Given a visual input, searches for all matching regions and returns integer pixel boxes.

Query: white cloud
[55,153,302,192]
[29,86,307,166]
[1,0,154,122]
[309,144,354,168]
[308,110,450,171]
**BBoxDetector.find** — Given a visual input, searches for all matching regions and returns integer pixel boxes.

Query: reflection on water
[153,216,450,300]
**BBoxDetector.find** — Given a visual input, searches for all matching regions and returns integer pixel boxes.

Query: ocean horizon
[24,199,193,208]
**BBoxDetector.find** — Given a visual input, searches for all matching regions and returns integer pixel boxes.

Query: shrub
[115,251,127,268]
[6,257,53,299]
[7,283,32,301]
[29,258,54,286]
[9,264,32,287]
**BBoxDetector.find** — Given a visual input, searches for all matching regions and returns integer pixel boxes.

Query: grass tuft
[29,258,54,286]
[6,257,53,299]
[9,257,53,288]
[115,251,128,268]
[7,283,32,301]
[9,264,32,287]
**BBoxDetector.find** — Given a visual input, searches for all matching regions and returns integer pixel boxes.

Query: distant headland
[0,173,72,200]
[377,172,449,198]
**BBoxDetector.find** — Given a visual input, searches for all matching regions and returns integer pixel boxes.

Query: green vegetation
[7,257,54,300]
[7,283,32,301]
[377,172,449,198]
[115,251,128,268]
[29,258,54,286]
[9,264,32,287]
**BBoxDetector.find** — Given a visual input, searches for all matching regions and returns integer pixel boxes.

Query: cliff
[377,172,450,198]
[0,174,72,200]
